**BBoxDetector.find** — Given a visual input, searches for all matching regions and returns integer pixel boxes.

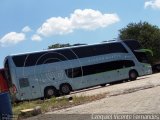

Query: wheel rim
[62,85,70,94]
[47,89,54,96]
[130,72,137,79]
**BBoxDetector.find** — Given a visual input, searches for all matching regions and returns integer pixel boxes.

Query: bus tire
[129,70,138,80]
[44,86,57,99]
[100,84,106,87]
[60,83,72,95]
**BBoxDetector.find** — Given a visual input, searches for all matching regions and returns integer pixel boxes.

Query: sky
[0,0,160,68]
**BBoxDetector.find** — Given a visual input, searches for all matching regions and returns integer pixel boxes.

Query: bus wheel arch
[44,86,58,98]
[100,83,106,87]
[129,69,139,80]
[59,83,72,95]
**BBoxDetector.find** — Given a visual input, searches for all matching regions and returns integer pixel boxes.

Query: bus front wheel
[60,83,72,95]
[129,70,138,80]
[44,87,57,99]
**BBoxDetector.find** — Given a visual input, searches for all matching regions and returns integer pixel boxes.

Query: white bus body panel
[5,41,152,101]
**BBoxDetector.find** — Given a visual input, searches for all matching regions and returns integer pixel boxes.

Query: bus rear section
[0,69,9,93]
[4,58,18,102]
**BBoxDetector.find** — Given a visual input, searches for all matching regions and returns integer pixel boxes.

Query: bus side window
[19,78,30,88]
[65,67,82,78]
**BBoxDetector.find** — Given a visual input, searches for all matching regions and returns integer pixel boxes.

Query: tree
[119,21,160,63]
[48,43,87,49]
[48,43,71,49]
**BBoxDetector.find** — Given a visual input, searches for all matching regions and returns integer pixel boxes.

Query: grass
[13,94,106,119]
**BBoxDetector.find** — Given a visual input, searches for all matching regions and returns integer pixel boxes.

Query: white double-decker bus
[4,40,152,101]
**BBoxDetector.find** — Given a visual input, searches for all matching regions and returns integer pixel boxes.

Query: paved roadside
[25,73,160,120]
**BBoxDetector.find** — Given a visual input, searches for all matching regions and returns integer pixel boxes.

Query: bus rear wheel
[60,83,72,95]
[129,70,138,80]
[44,87,57,99]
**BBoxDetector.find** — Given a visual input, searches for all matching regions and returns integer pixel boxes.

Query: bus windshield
[123,40,152,64]
[123,40,142,50]
[134,51,149,63]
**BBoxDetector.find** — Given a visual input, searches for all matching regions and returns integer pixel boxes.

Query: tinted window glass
[108,43,128,53]
[12,55,27,67]
[12,49,77,67]
[72,43,128,58]
[124,40,142,50]
[65,60,135,78]
[12,42,128,67]
[24,52,66,66]
[4,59,12,87]
[72,46,94,58]
[134,52,149,63]
[65,67,83,78]
[19,78,29,88]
